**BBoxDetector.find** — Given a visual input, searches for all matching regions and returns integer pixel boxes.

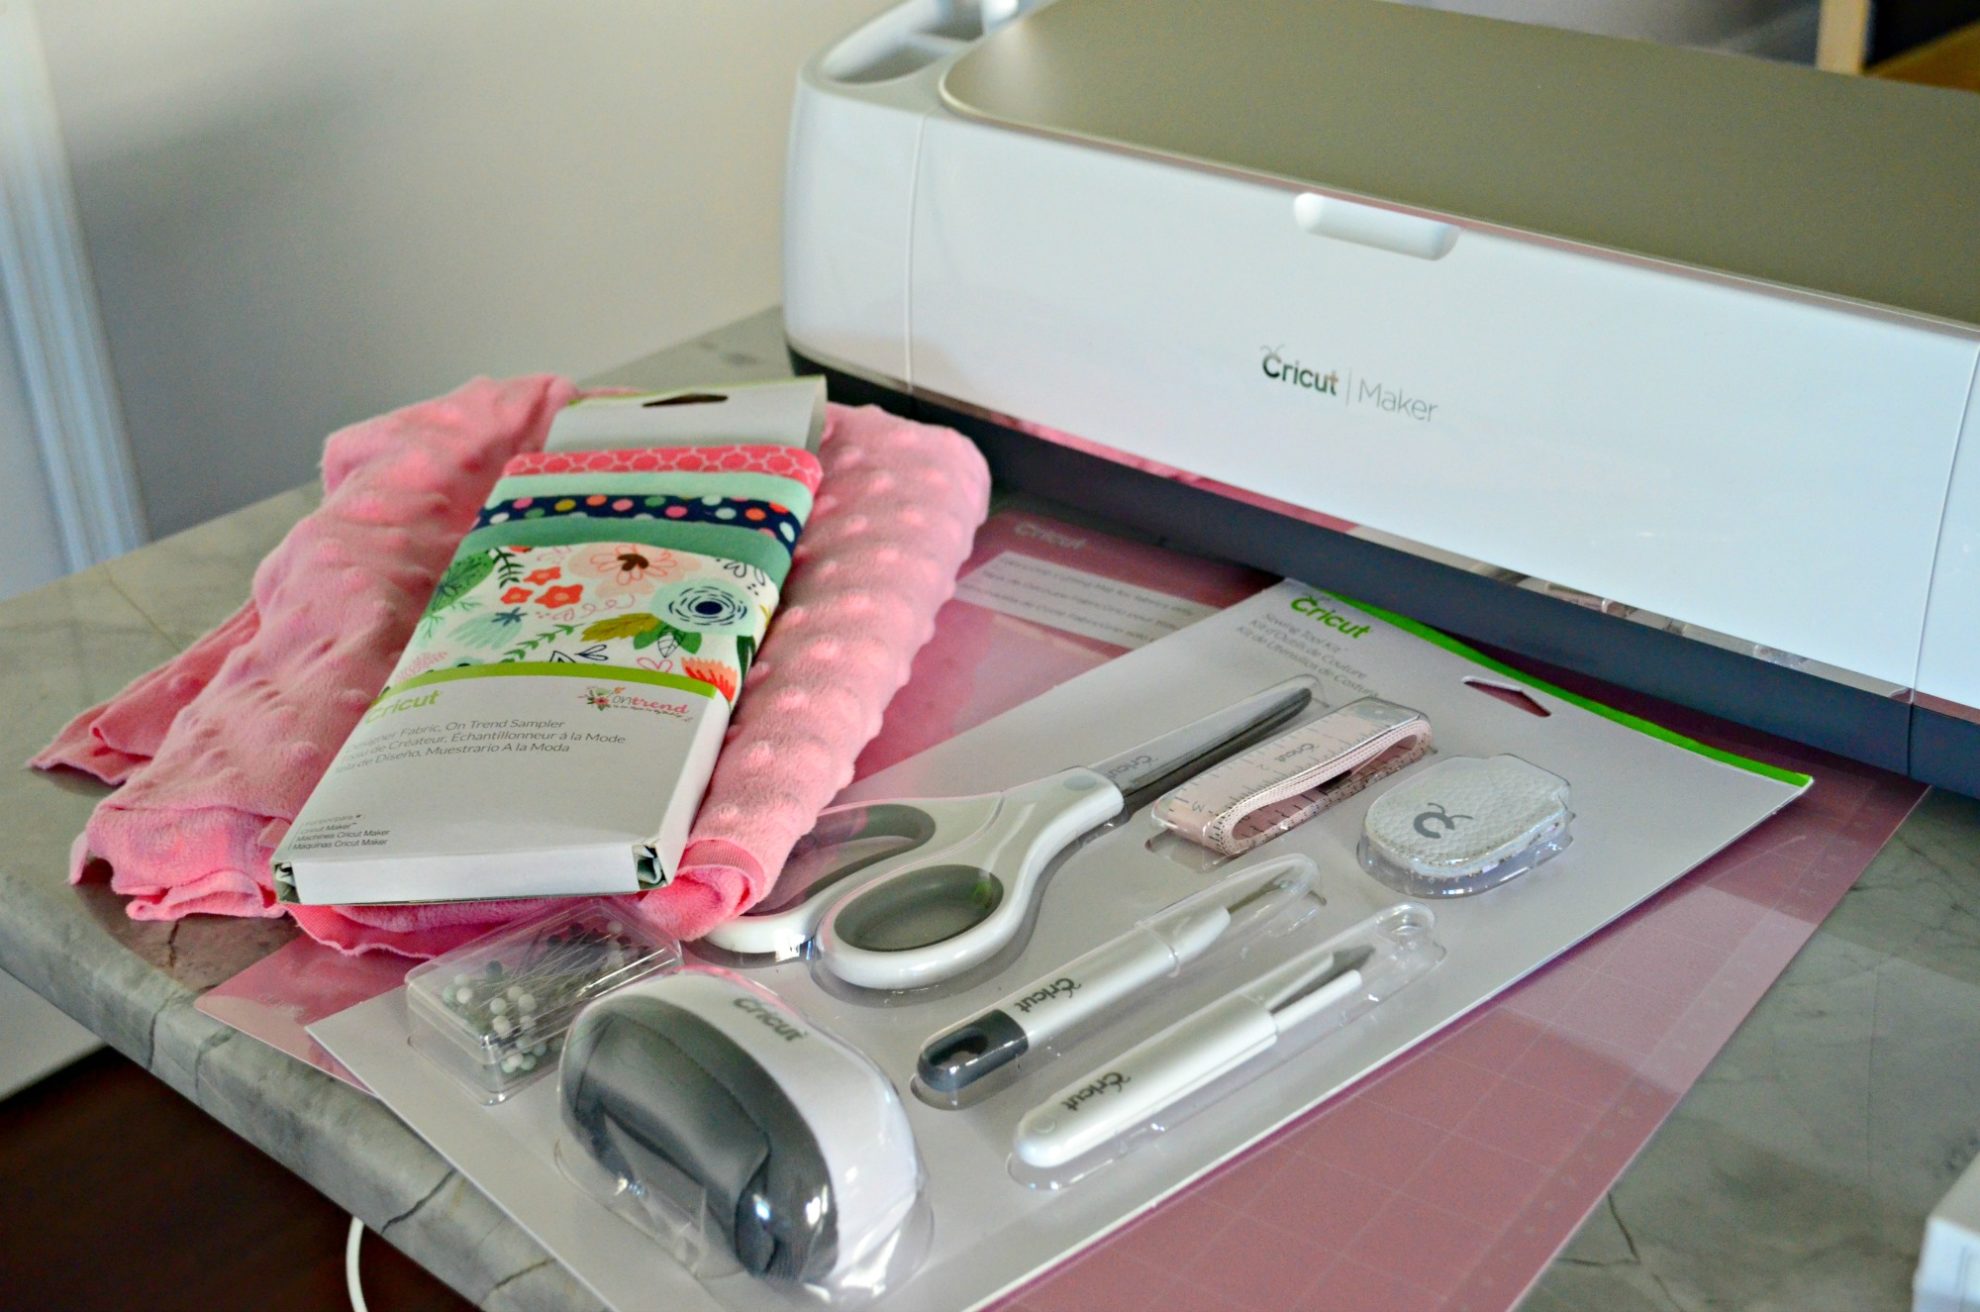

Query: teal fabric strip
[487,470,814,520]
[458,516,793,585]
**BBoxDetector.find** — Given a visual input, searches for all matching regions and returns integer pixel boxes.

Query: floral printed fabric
[454,514,796,590]
[400,541,773,702]
[393,444,823,703]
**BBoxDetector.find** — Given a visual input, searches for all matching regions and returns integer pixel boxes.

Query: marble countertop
[4,308,1977,1312]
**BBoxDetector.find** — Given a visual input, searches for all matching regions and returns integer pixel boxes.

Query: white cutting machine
[782,0,1980,793]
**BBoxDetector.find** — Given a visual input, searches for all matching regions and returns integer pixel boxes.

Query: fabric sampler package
[34,374,991,956]
[272,431,822,906]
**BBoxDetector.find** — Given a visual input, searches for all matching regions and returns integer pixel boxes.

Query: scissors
[702,681,1314,991]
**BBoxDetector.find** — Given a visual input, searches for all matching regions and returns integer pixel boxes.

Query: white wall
[0,318,67,600]
[32,0,892,537]
[26,0,1810,541]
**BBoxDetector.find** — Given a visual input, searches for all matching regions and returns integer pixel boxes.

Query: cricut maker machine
[781,0,1980,794]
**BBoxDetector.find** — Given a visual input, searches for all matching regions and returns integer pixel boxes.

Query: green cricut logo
[362,688,439,724]
[1290,595,1371,638]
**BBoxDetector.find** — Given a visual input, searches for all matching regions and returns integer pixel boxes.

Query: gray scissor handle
[699,792,1004,957]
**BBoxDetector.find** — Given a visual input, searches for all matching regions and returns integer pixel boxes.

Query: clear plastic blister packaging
[1358,754,1574,897]
[405,900,680,1103]
[1008,903,1445,1188]
[555,969,930,1307]
[912,854,1322,1107]
[302,575,1819,1312]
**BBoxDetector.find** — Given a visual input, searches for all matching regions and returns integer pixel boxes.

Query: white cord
[346,1216,370,1312]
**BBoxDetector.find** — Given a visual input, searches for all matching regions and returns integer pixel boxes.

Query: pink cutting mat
[996,660,1923,1312]
[197,938,406,1091]
[197,505,1920,1311]
[852,509,1272,776]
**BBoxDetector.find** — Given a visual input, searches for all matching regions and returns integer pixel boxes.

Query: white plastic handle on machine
[815,767,1125,991]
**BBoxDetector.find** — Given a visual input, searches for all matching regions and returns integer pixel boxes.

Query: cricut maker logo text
[1261,346,1338,396]
[1260,346,1438,422]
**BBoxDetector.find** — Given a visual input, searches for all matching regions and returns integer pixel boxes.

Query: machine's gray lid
[942,0,1980,329]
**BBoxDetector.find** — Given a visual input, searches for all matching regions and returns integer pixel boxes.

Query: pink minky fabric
[34,379,990,957]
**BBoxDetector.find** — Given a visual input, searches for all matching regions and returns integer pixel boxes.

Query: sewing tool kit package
[272,380,825,906]
[312,579,1809,1310]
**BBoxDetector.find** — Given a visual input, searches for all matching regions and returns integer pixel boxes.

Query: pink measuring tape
[1153,697,1432,855]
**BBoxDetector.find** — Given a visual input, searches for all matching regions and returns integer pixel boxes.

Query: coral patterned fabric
[503,443,824,489]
